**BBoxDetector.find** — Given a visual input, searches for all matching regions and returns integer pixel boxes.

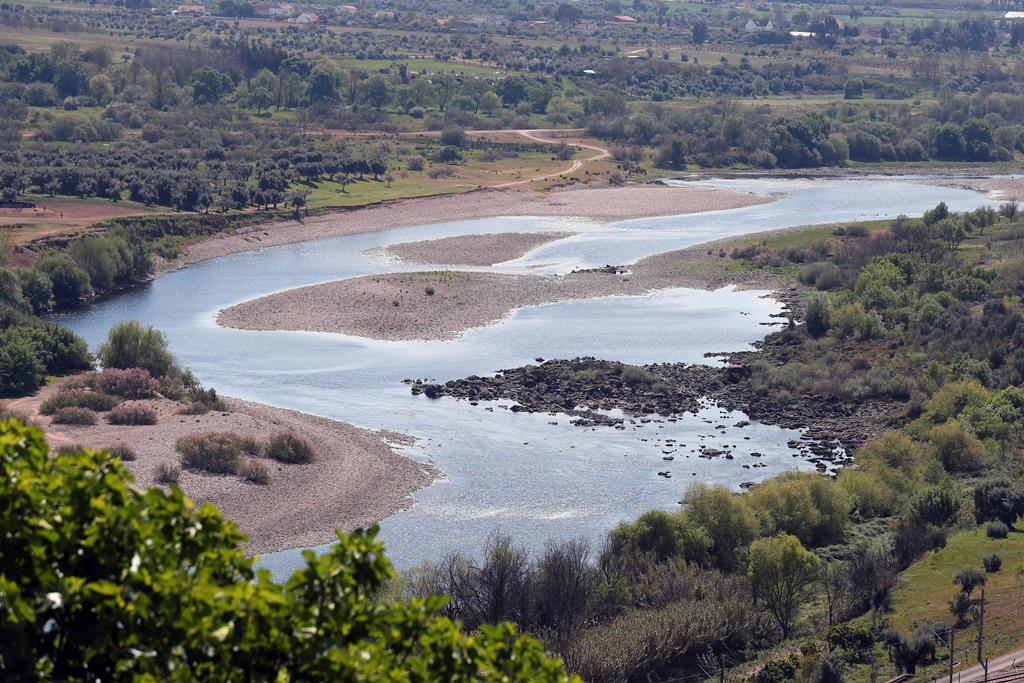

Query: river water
[56,176,1000,573]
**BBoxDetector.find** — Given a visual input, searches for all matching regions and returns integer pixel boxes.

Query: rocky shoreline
[409,344,903,471]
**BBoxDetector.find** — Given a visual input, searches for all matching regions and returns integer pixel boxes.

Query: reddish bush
[107,404,158,426]
[94,368,161,399]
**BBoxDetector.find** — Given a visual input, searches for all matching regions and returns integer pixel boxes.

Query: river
[56,176,1000,573]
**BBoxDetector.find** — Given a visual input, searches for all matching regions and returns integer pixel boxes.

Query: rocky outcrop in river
[409,351,902,469]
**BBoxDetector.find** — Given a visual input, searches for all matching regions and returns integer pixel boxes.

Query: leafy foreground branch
[0,419,577,682]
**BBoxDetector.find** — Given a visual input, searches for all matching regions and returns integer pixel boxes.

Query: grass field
[889,527,1024,676]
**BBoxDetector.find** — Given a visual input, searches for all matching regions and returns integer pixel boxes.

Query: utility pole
[948,627,954,683]
[977,588,985,665]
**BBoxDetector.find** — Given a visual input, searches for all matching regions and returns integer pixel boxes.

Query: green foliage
[748,472,849,546]
[926,420,985,473]
[607,509,712,568]
[805,294,830,338]
[750,653,801,683]
[682,483,758,571]
[925,380,990,424]
[0,322,92,395]
[33,254,93,307]
[949,591,972,622]
[953,567,986,594]
[0,420,576,681]
[748,533,820,639]
[986,520,1009,538]
[982,553,1002,573]
[97,321,175,378]
[908,483,960,527]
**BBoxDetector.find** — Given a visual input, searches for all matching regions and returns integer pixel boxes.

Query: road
[930,647,1024,683]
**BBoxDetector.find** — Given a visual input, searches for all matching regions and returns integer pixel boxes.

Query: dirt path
[492,129,611,188]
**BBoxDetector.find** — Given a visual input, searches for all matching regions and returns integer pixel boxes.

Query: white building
[744,18,773,32]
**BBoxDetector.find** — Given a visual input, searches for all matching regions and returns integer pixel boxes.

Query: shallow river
[58,177,1000,573]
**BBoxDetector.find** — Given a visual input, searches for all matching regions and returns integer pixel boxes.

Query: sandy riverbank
[217,231,790,342]
[4,382,434,554]
[168,184,770,272]
[385,231,573,266]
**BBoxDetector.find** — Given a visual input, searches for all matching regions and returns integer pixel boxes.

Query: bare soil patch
[385,231,573,266]
[4,381,434,554]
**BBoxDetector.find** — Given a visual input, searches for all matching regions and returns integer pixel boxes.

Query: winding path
[491,129,612,188]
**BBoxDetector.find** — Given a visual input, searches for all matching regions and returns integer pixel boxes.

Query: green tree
[479,90,501,116]
[692,20,709,44]
[88,74,114,104]
[843,78,864,99]
[250,86,274,114]
[682,483,759,571]
[748,533,820,639]
[358,75,393,110]
[0,420,578,681]
[190,66,233,104]
[97,320,176,378]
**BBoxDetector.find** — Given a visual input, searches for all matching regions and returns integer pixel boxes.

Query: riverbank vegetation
[0,418,576,681]
[398,199,1024,681]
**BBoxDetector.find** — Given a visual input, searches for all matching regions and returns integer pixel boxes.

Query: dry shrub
[177,401,209,415]
[263,431,316,464]
[41,391,119,414]
[176,432,242,474]
[51,407,98,425]
[240,458,271,485]
[156,462,180,484]
[108,442,137,461]
[107,404,158,426]
[94,367,161,399]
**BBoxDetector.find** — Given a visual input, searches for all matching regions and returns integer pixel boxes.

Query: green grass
[890,527,1024,667]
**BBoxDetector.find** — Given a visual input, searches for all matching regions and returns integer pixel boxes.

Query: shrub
[94,367,161,399]
[107,404,158,426]
[155,462,180,484]
[0,419,572,681]
[949,591,972,623]
[983,553,1002,573]
[40,391,120,415]
[98,321,175,378]
[240,458,271,485]
[51,407,98,425]
[177,432,242,474]
[805,294,831,337]
[619,365,657,386]
[927,420,985,472]
[986,521,1009,539]
[810,650,845,683]
[237,436,261,455]
[108,443,137,461]
[954,568,986,594]
[263,431,316,464]
[177,401,209,415]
